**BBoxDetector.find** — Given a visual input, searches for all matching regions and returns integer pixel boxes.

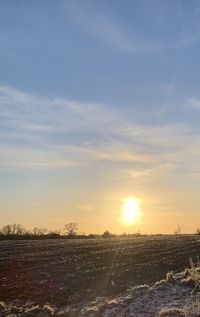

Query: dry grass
[159,259,200,317]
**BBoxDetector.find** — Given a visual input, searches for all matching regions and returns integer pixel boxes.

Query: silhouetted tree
[1,224,26,236]
[32,227,47,236]
[174,225,181,235]
[2,225,12,235]
[102,230,112,238]
[47,231,60,238]
[196,228,200,235]
[64,223,78,237]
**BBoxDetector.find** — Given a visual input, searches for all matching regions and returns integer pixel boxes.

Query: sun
[122,197,141,225]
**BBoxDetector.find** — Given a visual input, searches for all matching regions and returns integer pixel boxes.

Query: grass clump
[159,307,185,316]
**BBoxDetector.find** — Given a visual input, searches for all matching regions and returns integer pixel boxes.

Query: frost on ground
[1,265,200,317]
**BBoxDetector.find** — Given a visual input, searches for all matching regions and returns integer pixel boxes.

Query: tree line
[0,223,144,240]
[0,223,79,240]
[1,223,200,240]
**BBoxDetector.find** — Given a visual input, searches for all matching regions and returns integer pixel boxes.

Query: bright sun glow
[122,197,141,224]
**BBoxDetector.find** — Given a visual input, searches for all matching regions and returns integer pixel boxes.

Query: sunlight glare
[122,197,141,225]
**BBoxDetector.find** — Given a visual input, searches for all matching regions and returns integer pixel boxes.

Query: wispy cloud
[0,145,78,170]
[1,84,200,188]
[64,2,137,52]
[64,1,200,52]
[187,98,200,110]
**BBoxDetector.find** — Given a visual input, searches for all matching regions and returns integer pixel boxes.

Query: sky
[1,0,200,234]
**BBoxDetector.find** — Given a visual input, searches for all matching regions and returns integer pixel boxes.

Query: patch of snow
[1,269,200,316]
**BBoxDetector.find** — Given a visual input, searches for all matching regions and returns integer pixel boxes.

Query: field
[1,235,200,311]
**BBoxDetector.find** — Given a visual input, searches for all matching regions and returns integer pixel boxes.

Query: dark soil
[1,235,200,306]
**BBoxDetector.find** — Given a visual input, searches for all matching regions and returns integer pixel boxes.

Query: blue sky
[1,0,200,233]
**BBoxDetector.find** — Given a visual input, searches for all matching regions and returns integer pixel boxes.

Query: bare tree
[102,230,112,238]
[13,224,26,235]
[2,225,12,235]
[1,224,26,236]
[174,225,181,235]
[196,228,200,235]
[64,223,78,237]
[33,227,40,235]
[32,227,48,236]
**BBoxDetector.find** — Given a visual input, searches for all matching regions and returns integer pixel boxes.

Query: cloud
[64,2,137,52]
[187,98,200,110]
[0,84,153,172]
[0,145,78,170]
[1,83,200,190]
[64,1,200,53]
